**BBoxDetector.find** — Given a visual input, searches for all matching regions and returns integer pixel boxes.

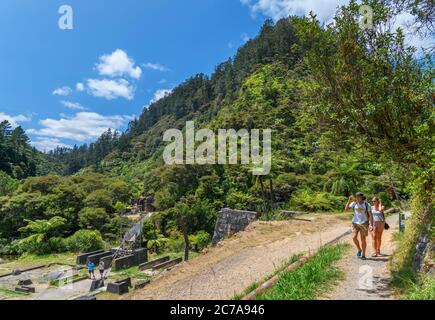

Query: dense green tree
[78,208,110,231]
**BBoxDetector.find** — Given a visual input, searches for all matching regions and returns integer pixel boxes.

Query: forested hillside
[0,0,432,297]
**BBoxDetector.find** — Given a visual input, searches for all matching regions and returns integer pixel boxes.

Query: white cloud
[76,82,85,92]
[0,112,31,127]
[142,62,170,72]
[60,100,86,110]
[52,86,72,96]
[150,89,173,104]
[96,49,142,79]
[31,112,134,142]
[87,78,135,100]
[241,0,434,51]
[31,138,72,152]
[241,0,348,22]
[393,12,434,51]
[143,89,173,109]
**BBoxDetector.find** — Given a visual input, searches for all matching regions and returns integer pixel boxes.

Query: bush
[18,235,67,255]
[0,171,19,196]
[290,189,346,212]
[66,230,105,253]
[84,189,113,212]
[166,230,184,252]
[189,231,211,252]
[47,237,67,253]
[0,238,20,255]
[226,191,255,210]
[79,208,110,230]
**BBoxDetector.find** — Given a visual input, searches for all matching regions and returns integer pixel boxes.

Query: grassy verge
[406,274,435,300]
[232,253,303,300]
[0,287,29,299]
[0,252,76,272]
[253,243,350,300]
[390,193,434,300]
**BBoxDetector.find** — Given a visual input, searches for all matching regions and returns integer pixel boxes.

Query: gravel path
[129,214,352,300]
[325,214,400,300]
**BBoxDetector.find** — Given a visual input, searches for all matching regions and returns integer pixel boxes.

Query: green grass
[0,287,29,299]
[232,253,303,300]
[113,266,150,281]
[1,252,76,271]
[406,274,435,300]
[390,195,433,300]
[254,243,350,300]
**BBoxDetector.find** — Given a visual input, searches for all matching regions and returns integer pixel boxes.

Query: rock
[90,279,105,292]
[15,286,35,294]
[18,278,32,286]
[107,280,129,295]
[12,269,22,276]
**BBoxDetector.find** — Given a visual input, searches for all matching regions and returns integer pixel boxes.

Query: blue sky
[0,0,432,151]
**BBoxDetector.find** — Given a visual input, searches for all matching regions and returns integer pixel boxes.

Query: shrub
[84,189,113,211]
[18,235,66,255]
[79,208,110,230]
[166,230,184,253]
[189,231,211,252]
[0,239,20,255]
[290,189,346,212]
[20,175,63,194]
[66,230,105,253]
[226,191,255,210]
[0,171,19,196]
[46,237,67,253]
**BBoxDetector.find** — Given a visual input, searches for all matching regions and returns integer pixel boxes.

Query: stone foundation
[212,208,259,245]
[76,250,105,265]
[113,248,148,271]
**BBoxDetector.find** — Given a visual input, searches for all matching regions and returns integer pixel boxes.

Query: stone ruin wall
[212,208,259,246]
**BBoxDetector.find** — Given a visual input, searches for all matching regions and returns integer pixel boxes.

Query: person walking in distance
[345,192,373,260]
[99,260,105,280]
[87,260,96,280]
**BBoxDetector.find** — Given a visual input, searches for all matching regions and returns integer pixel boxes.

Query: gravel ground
[128,214,352,300]
[325,214,401,300]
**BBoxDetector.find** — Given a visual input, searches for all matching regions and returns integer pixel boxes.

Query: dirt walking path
[325,214,400,300]
[129,214,352,300]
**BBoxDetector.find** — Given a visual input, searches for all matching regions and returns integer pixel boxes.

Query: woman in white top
[371,197,385,257]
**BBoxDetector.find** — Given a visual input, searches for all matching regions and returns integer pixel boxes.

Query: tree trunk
[183,232,190,261]
[269,178,275,208]
[258,176,268,210]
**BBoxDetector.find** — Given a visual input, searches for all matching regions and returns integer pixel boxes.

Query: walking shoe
[361,256,367,260]
[357,250,362,257]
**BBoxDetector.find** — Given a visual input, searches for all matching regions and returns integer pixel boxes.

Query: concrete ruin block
[74,295,97,300]
[76,250,105,265]
[117,277,132,288]
[86,251,113,265]
[139,256,170,271]
[18,279,32,286]
[100,255,113,269]
[152,257,183,271]
[212,208,259,245]
[107,280,129,295]
[89,279,105,292]
[113,248,148,271]
[15,286,35,294]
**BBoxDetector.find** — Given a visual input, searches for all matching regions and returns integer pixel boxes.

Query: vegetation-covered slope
[0,1,432,298]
